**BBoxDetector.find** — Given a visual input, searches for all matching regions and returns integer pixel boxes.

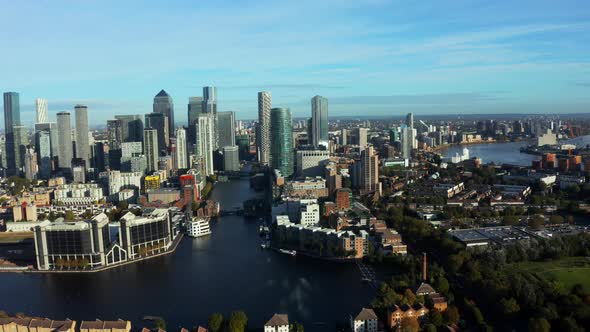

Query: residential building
[296,149,330,177]
[175,127,188,169]
[35,98,48,123]
[387,304,429,329]
[187,96,203,152]
[286,177,328,198]
[257,91,272,165]
[0,317,76,332]
[144,175,161,192]
[217,111,236,149]
[271,107,293,177]
[354,146,379,193]
[143,128,159,172]
[106,171,142,196]
[350,308,378,332]
[264,314,289,332]
[56,112,73,172]
[195,113,214,176]
[74,105,90,167]
[12,202,38,221]
[222,145,240,172]
[79,320,131,332]
[202,86,218,149]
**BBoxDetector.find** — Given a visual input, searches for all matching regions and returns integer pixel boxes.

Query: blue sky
[1,0,590,126]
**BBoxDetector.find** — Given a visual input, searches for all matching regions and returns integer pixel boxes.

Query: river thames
[0,178,372,331]
[441,141,540,166]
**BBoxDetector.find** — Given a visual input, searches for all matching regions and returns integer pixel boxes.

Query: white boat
[186,217,212,238]
[278,249,297,256]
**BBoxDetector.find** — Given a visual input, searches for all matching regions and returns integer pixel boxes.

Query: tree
[423,324,437,332]
[549,215,564,224]
[153,318,166,331]
[402,288,417,305]
[64,210,76,221]
[444,305,460,325]
[400,317,419,332]
[528,318,550,332]
[502,215,519,226]
[529,215,545,230]
[499,297,521,316]
[228,311,248,332]
[207,313,223,332]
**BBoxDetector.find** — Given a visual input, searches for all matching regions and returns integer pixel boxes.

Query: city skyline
[1,1,590,126]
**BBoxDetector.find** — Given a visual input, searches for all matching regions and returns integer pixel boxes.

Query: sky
[1,0,590,127]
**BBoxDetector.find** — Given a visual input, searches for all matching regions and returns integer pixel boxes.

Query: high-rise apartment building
[202,86,218,149]
[35,98,48,124]
[195,113,215,176]
[257,91,271,165]
[358,146,379,193]
[3,92,21,175]
[145,112,167,154]
[270,107,293,177]
[175,127,188,169]
[74,105,90,167]
[217,111,236,148]
[402,113,416,159]
[311,95,329,148]
[187,96,203,151]
[153,89,174,140]
[56,112,73,171]
[143,128,159,173]
[222,145,240,172]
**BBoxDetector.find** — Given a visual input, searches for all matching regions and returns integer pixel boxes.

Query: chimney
[422,252,427,281]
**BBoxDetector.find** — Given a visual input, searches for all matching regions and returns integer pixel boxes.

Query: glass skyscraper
[311,95,328,148]
[3,92,21,175]
[217,111,235,148]
[153,89,175,141]
[270,107,293,177]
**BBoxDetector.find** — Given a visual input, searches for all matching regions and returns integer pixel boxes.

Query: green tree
[528,318,550,332]
[153,318,166,331]
[228,311,248,332]
[400,317,419,332]
[502,215,519,226]
[423,324,437,332]
[444,305,460,325]
[207,313,223,332]
[549,215,564,224]
[529,215,545,230]
[64,210,76,221]
[499,297,521,316]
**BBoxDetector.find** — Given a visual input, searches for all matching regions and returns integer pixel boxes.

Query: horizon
[2,1,590,126]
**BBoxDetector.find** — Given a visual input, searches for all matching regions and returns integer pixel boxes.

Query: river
[0,177,372,331]
[441,141,540,166]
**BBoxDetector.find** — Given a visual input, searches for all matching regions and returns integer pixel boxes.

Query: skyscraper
[202,86,218,149]
[35,122,58,159]
[311,95,329,148]
[3,92,21,175]
[153,89,174,140]
[75,105,90,167]
[145,112,167,154]
[359,146,379,193]
[222,145,240,172]
[115,115,144,142]
[13,125,28,170]
[402,112,415,159]
[143,128,159,173]
[195,113,214,176]
[270,107,293,177]
[175,127,188,170]
[187,96,203,152]
[257,91,271,165]
[217,111,236,148]
[35,98,48,124]
[36,130,52,179]
[56,112,73,171]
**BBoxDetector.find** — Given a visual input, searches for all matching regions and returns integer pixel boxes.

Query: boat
[278,249,297,256]
[186,217,212,238]
[260,243,268,249]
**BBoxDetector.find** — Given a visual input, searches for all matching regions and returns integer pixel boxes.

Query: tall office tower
[145,112,167,154]
[359,146,379,193]
[36,131,52,179]
[93,142,106,172]
[356,127,368,149]
[236,134,250,161]
[406,112,414,129]
[311,95,329,148]
[115,115,144,142]
[389,127,400,143]
[270,107,293,177]
[35,122,58,160]
[13,125,28,170]
[35,98,48,124]
[340,128,347,146]
[217,111,236,148]
[3,92,21,175]
[74,105,90,167]
[107,119,123,149]
[257,91,271,165]
[187,96,203,152]
[175,127,188,169]
[153,89,175,140]
[202,86,218,149]
[56,112,73,171]
[143,128,159,173]
[195,113,214,176]
[222,145,240,172]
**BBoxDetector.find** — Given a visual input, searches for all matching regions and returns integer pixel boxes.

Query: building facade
[270,107,293,177]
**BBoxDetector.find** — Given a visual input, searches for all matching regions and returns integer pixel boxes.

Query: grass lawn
[508,257,590,293]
